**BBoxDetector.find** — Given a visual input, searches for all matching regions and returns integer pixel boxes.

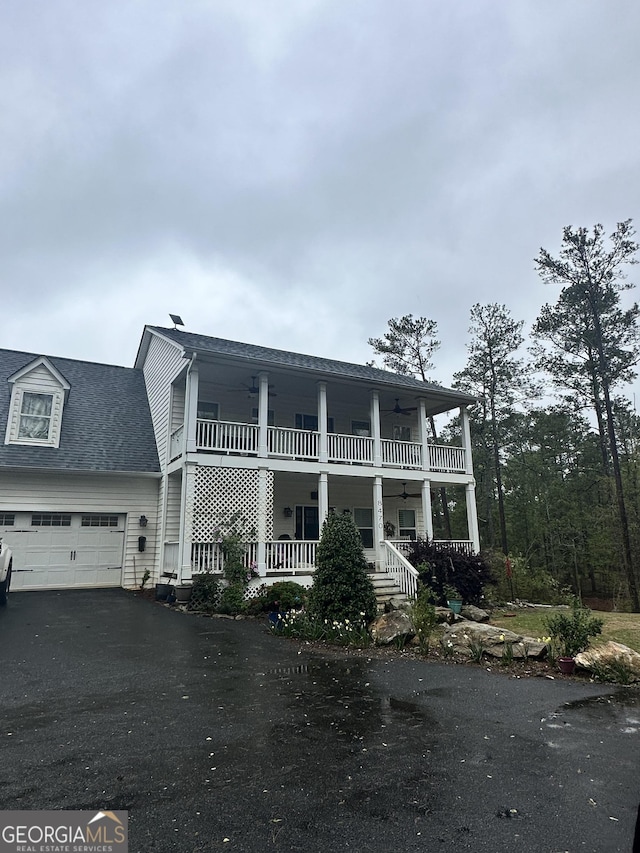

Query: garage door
[2,512,125,590]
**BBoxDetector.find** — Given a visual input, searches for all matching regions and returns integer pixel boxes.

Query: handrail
[381,540,420,598]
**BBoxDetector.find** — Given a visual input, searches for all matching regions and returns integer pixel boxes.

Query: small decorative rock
[370,610,415,646]
[460,604,490,623]
[441,622,547,659]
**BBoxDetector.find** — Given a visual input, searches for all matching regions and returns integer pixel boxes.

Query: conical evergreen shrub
[308,512,377,624]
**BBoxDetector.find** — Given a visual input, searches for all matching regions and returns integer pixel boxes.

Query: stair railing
[381,540,420,599]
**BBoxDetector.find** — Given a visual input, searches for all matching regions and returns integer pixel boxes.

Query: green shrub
[248,581,308,614]
[307,513,377,625]
[545,598,604,658]
[404,539,494,606]
[188,571,220,613]
[217,583,246,615]
[411,583,438,654]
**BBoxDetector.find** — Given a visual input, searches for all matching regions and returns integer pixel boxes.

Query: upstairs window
[19,392,53,441]
[5,356,70,448]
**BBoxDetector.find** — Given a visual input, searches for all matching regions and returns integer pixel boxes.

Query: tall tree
[453,303,534,556]
[533,221,640,611]
[368,315,452,537]
[368,315,440,380]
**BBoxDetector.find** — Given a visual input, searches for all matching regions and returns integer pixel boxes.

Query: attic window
[5,356,69,448]
[19,393,53,440]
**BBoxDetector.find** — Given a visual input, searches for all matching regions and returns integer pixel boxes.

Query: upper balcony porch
[170,419,467,473]
[167,357,475,477]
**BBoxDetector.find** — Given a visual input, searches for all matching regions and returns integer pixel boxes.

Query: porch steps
[368,573,408,611]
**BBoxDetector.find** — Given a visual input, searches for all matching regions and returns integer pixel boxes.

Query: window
[19,393,53,440]
[197,401,219,420]
[81,515,120,527]
[0,513,15,526]
[295,414,334,432]
[5,356,69,448]
[393,424,411,442]
[354,507,374,549]
[31,513,71,527]
[398,509,416,540]
[351,420,371,437]
[251,408,275,425]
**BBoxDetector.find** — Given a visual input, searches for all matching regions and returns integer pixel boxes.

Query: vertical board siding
[0,472,159,589]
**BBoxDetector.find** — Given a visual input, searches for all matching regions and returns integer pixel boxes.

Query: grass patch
[490,608,640,654]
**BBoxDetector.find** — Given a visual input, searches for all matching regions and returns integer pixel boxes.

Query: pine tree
[533,221,640,611]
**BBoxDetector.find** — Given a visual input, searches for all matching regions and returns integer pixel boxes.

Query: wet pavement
[0,589,638,852]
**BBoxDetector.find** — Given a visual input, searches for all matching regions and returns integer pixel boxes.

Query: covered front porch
[164,467,479,597]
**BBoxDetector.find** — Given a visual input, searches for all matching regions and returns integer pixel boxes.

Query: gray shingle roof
[149,326,475,405]
[0,349,160,473]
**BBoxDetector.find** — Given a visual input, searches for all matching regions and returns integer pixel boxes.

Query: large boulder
[442,622,547,659]
[575,642,640,682]
[370,610,415,646]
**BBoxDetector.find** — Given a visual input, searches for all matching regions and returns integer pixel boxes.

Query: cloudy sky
[2,0,639,390]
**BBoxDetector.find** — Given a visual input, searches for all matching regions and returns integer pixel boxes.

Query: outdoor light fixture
[139,515,148,527]
[283,506,293,518]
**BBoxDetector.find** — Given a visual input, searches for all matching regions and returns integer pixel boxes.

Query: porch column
[371,391,382,467]
[421,478,434,541]
[460,406,473,475]
[373,475,384,571]
[258,372,270,458]
[185,358,199,454]
[178,463,196,582]
[418,398,431,472]
[256,466,268,575]
[465,482,480,554]
[318,382,328,463]
[318,471,329,532]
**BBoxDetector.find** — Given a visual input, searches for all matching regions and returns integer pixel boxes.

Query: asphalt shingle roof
[149,326,475,404]
[0,349,160,473]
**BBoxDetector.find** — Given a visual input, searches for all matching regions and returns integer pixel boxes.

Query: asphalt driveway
[0,590,638,852]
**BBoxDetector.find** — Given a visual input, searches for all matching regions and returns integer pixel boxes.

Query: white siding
[0,471,159,589]
[142,334,185,464]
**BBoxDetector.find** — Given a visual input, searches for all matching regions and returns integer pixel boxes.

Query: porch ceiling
[196,358,472,417]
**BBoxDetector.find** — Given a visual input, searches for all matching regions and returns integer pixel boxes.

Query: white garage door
[2,512,125,590]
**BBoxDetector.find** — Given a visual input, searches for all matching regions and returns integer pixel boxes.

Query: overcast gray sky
[2,0,639,391]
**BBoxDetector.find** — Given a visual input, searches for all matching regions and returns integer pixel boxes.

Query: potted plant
[443,583,462,615]
[545,599,604,674]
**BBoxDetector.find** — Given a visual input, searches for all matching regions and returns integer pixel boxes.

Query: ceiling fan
[385,482,421,500]
[382,398,418,416]
[235,376,277,397]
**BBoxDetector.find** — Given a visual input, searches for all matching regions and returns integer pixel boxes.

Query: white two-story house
[135,326,479,595]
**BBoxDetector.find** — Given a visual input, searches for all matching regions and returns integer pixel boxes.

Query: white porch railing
[196,419,259,453]
[381,439,422,468]
[191,418,467,474]
[382,540,420,599]
[328,434,374,464]
[169,426,184,461]
[268,426,319,460]
[190,541,316,575]
[390,538,473,556]
[265,540,318,572]
[428,444,466,473]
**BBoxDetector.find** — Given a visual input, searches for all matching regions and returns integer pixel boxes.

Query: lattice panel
[189,467,273,543]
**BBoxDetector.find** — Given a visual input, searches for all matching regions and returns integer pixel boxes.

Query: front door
[295,506,319,540]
